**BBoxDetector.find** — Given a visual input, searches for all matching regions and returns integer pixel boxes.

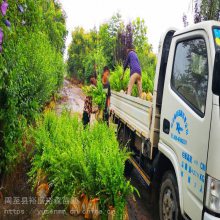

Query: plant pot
[146,92,153,102]
[108,206,115,220]
[108,205,129,220]
[95,109,103,121]
[141,92,147,100]
[123,205,129,220]
[81,194,89,217]
[69,197,82,216]
[85,198,100,219]
[36,169,47,186]
[35,169,50,202]
[36,183,49,201]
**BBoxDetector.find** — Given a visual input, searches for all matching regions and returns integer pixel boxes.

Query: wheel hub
[162,189,175,220]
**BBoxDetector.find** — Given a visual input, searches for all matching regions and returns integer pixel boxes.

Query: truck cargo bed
[110,91,152,139]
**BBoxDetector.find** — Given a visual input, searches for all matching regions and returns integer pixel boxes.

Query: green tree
[132,18,149,52]
[67,27,89,78]
[99,13,125,68]
[132,18,156,82]
[108,13,124,37]
[201,0,220,21]
[99,23,115,69]
[83,46,107,81]
[190,0,220,24]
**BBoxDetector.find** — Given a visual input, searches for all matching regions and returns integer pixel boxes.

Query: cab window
[171,38,209,116]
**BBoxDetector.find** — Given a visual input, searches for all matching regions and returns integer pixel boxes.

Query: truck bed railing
[110,91,152,139]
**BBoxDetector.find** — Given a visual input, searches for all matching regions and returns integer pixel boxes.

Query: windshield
[212,27,220,99]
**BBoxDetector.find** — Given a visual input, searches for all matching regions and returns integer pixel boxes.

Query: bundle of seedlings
[28,111,85,210]
[109,65,154,98]
[83,123,138,219]
[109,66,130,93]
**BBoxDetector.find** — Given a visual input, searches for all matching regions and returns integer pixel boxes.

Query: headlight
[205,175,220,214]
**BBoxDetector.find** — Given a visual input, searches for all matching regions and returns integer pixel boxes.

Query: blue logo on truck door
[171,110,189,145]
[176,122,184,134]
[181,151,206,194]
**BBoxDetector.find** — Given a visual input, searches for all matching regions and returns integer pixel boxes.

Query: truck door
[160,30,212,219]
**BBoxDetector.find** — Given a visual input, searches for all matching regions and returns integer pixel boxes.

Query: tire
[159,171,182,220]
[117,123,124,146]
[124,160,133,177]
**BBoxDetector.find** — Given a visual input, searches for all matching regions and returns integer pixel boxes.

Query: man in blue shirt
[121,47,142,97]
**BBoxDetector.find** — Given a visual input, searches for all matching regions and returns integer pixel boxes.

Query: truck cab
[111,21,220,220]
[159,21,220,220]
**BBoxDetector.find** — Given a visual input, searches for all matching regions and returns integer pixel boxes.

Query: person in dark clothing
[102,66,111,126]
[121,47,142,97]
[93,64,97,79]
[82,76,97,127]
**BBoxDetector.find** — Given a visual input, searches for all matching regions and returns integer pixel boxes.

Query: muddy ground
[0,79,153,220]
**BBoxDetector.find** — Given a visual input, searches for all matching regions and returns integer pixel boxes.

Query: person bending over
[121,46,142,97]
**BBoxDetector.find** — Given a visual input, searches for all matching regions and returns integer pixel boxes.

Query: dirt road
[55,79,85,115]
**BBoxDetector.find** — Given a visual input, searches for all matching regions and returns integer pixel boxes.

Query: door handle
[163,118,170,134]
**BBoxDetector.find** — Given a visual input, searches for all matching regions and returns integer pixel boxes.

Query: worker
[82,76,97,127]
[93,63,97,79]
[121,46,142,97]
[102,66,111,126]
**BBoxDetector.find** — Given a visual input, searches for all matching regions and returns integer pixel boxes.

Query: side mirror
[213,51,220,96]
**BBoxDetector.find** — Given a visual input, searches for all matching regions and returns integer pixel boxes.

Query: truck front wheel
[159,171,182,220]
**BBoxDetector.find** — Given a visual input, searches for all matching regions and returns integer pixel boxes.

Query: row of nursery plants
[28,111,137,219]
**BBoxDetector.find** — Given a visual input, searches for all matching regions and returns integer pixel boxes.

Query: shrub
[0,31,65,173]
[0,0,67,173]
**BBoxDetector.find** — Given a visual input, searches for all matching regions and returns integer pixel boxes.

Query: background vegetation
[0,0,67,174]
[67,13,157,94]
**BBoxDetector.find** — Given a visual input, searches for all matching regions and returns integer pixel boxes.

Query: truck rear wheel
[124,160,133,177]
[159,171,182,220]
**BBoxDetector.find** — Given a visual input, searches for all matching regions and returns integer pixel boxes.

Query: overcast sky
[61,0,194,55]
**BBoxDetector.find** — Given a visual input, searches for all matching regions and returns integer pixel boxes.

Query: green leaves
[29,111,136,217]
[200,0,220,21]
[109,65,130,92]
[0,0,67,172]
[83,46,107,81]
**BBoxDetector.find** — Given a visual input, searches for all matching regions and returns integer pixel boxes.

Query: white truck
[110,21,220,220]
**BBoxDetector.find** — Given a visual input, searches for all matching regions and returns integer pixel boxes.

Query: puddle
[55,79,85,116]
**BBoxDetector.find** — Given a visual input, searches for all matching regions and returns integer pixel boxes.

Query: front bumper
[204,212,220,220]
